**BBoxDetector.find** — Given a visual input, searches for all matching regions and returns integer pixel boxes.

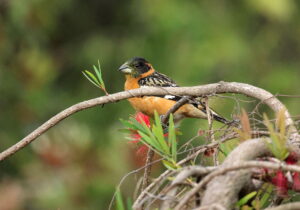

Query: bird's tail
[192,98,236,125]
[201,107,230,125]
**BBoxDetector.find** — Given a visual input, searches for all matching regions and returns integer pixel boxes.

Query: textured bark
[265,202,300,210]
[192,139,269,208]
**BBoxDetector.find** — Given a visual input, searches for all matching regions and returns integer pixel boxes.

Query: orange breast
[128,97,176,117]
[124,71,192,120]
[124,76,140,90]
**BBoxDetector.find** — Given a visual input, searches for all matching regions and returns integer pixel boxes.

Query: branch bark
[0,82,298,162]
[175,138,270,209]
[265,202,300,210]
[175,156,300,209]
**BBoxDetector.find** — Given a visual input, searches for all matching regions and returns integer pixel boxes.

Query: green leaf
[168,114,177,162]
[119,119,139,130]
[84,70,100,85]
[126,197,133,210]
[96,60,105,88]
[152,125,169,155]
[131,118,151,134]
[118,128,134,134]
[82,70,100,87]
[257,184,273,208]
[115,188,125,210]
[153,111,170,155]
[263,113,289,160]
[162,160,177,170]
[219,142,230,157]
[236,191,257,207]
[137,131,161,153]
[93,65,101,84]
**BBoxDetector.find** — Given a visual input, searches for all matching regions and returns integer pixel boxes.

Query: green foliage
[120,111,178,169]
[263,109,289,160]
[252,184,274,209]
[115,188,132,210]
[115,189,125,210]
[236,191,257,208]
[237,184,274,209]
[82,60,108,95]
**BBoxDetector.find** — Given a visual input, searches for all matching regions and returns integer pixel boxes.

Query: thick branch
[175,158,300,209]
[200,138,271,209]
[0,82,297,161]
[265,202,300,210]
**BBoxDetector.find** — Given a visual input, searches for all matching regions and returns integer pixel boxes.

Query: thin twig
[160,165,215,210]
[204,97,219,165]
[133,134,236,209]
[108,157,165,210]
[161,96,190,124]
[141,149,155,192]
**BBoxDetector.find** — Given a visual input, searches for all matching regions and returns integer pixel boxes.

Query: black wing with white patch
[138,72,178,87]
[138,72,181,101]
[138,71,229,124]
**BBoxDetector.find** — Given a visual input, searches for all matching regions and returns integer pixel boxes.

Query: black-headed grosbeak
[118,57,229,124]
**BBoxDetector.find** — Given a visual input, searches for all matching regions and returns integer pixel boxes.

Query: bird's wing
[138,72,229,124]
[138,72,182,100]
[138,72,178,87]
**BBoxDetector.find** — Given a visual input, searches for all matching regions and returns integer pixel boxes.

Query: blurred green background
[0,0,300,209]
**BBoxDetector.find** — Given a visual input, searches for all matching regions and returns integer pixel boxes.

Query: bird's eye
[135,62,143,68]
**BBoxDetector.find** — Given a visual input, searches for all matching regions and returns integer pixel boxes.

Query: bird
[118,57,230,124]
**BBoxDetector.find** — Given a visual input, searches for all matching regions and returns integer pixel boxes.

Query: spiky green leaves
[82,60,108,95]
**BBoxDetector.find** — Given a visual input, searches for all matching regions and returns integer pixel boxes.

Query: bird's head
[118,57,153,78]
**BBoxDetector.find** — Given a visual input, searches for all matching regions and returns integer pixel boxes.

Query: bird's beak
[118,63,132,74]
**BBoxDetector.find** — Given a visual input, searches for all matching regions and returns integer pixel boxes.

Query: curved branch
[175,138,270,209]
[175,157,300,209]
[161,165,215,210]
[0,82,297,162]
[265,202,300,210]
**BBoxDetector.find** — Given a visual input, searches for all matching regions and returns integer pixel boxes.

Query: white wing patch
[164,95,176,99]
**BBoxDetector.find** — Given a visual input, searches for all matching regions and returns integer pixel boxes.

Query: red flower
[285,152,298,165]
[292,172,300,191]
[128,112,151,157]
[135,112,151,127]
[267,153,300,197]
[272,170,288,197]
[127,112,169,158]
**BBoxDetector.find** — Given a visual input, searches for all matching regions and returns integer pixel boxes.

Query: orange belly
[124,73,206,121]
[128,97,195,123]
[128,97,176,116]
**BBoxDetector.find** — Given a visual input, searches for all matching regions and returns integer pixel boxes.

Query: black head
[118,57,152,77]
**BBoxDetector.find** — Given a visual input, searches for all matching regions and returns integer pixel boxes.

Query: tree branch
[265,202,300,210]
[1,82,297,162]
[199,138,270,209]
[141,149,155,193]
[161,96,191,124]
[174,158,300,209]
